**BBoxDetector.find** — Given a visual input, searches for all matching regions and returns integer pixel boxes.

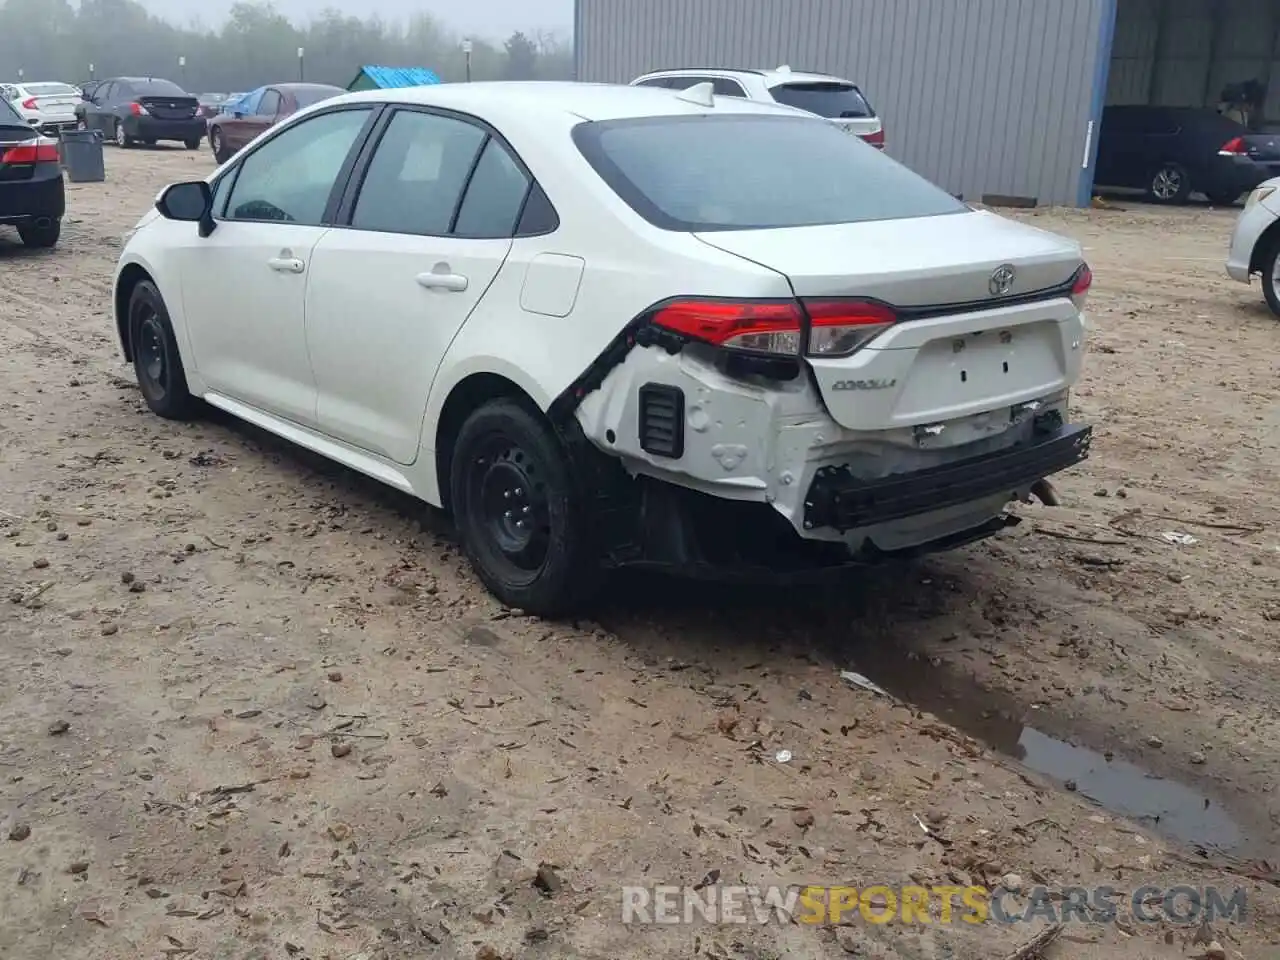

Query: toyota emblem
[989,264,1016,296]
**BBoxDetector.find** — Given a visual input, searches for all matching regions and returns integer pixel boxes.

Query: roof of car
[335,80,815,123]
[637,66,855,86]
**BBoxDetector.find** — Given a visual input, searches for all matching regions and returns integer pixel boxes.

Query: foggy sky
[138,0,575,39]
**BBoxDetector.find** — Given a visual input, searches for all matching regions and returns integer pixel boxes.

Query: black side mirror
[157,180,216,236]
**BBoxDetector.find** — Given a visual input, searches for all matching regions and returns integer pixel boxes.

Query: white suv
[631,65,885,149]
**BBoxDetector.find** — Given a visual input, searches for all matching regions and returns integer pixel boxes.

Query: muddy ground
[1,146,1278,960]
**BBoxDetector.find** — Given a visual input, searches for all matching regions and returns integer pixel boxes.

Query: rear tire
[18,220,60,249]
[185,138,200,150]
[1148,162,1191,204]
[210,127,231,164]
[449,400,601,616]
[114,120,134,149]
[1206,189,1241,207]
[128,280,200,420]
[1259,239,1280,318]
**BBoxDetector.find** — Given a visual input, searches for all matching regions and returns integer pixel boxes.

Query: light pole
[88,63,95,81]
[462,38,472,82]
[297,47,305,82]
[178,55,186,88]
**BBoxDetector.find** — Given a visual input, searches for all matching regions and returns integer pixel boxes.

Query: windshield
[23,83,78,97]
[769,82,874,119]
[133,79,188,97]
[573,114,963,232]
[0,97,21,123]
[293,87,343,108]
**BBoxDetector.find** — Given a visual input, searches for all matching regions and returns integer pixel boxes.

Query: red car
[207,83,344,163]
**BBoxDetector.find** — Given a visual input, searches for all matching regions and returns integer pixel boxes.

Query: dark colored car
[1095,105,1280,205]
[76,77,205,150]
[207,83,345,163]
[196,93,229,120]
[0,96,64,249]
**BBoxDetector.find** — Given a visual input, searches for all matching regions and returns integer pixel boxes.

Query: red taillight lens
[859,128,885,149]
[1070,263,1092,309]
[130,102,146,116]
[652,299,804,355]
[1219,136,1246,156]
[1,138,59,164]
[21,97,37,110]
[804,299,897,356]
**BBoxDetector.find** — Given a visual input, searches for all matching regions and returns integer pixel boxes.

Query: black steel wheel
[449,399,601,616]
[128,279,199,420]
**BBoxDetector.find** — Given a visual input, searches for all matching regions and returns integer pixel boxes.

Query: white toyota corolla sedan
[112,80,1093,615]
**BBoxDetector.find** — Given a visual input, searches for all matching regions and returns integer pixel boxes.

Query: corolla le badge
[989,263,1016,297]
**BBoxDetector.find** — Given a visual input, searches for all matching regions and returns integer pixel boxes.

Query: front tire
[18,220,60,249]
[1259,239,1280,318]
[128,280,199,420]
[1148,162,1191,204]
[449,400,601,616]
[210,127,231,164]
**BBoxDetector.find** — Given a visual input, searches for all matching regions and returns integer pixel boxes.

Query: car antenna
[675,80,715,107]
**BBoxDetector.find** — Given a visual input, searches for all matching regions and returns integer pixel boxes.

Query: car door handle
[267,257,304,274]
[416,272,468,292]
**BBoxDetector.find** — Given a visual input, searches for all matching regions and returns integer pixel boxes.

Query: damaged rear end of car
[556,109,1093,579]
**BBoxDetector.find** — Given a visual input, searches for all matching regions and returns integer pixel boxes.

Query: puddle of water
[847,648,1249,853]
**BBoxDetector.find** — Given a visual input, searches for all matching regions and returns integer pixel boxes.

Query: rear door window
[453,137,532,238]
[711,78,747,97]
[574,114,964,232]
[258,89,281,116]
[633,77,675,88]
[769,82,873,118]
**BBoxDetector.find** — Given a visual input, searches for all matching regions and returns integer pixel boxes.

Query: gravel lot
[1,146,1278,960]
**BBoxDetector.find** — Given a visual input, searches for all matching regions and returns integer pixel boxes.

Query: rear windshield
[0,97,21,123]
[132,79,188,97]
[293,87,342,108]
[768,82,873,118]
[24,83,78,97]
[573,114,964,232]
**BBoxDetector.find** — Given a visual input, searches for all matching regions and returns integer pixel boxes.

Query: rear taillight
[1218,136,1247,156]
[650,298,896,357]
[803,299,896,356]
[860,128,885,149]
[130,102,148,116]
[21,97,37,110]
[1070,263,1092,309]
[1,138,59,164]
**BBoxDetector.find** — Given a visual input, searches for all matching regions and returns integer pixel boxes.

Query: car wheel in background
[113,120,133,149]
[210,127,231,163]
[1206,190,1241,207]
[449,399,601,616]
[18,219,60,249]
[1259,238,1280,317]
[185,139,200,150]
[1148,162,1191,204]
[128,280,199,420]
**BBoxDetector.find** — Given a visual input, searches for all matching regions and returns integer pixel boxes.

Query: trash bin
[58,129,105,183]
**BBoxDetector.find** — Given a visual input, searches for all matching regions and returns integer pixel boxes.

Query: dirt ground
[1,146,1278,960]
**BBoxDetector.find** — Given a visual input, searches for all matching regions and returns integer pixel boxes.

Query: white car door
[305,109,532,465]
[178,106,375,426]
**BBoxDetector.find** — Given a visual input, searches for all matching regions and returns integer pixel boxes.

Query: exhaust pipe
[33,217,52,229]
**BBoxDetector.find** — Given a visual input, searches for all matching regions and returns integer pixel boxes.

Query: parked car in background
[1,81,82,135]
[206,82,344,162]
[1225,178,1280,314]
[218,91,256,116]
[112,81,1091,615]
[197,93,229,120]
[631,65,885,149]
[0,96,64,249]
[1094,105,1280,205]
[77,77,205,149]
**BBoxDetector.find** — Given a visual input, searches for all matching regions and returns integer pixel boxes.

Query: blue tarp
[352,66,441,89]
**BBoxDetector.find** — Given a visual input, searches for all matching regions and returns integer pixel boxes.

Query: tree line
[0,0,573,94]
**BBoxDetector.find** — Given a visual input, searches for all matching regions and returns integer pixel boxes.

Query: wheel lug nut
[503,510,513,519]
[522,505,531,514]
[514,488,523,496]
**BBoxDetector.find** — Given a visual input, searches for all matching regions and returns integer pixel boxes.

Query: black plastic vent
[638,383,684,459]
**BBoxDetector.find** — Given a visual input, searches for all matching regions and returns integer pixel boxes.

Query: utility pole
[178,55,186,88]
[462,38,472,82]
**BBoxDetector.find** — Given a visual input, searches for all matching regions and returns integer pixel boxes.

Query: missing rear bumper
[803,423,1092,533]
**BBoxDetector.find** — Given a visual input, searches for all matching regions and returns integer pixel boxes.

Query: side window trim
[446,132,492,234]
[333,102,559,239]
[211,104,383,226]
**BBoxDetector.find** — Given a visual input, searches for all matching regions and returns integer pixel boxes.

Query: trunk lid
[695,210,1087,432]
[1240,133,1280,162]
[139,95,199,120]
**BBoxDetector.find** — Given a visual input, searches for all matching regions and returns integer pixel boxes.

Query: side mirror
[156,180,213,226]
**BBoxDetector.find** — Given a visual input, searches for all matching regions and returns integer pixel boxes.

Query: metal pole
[298,47,305,82]
[462,38,473,82]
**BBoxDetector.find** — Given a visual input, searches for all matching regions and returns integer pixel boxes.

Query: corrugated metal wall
[575,0,1109,207]
[1108,0,1280,119]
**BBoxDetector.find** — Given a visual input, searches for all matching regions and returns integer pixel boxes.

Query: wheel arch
[114,261,155,362]
[432,372,546,513]
[1249,218,1280,274]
